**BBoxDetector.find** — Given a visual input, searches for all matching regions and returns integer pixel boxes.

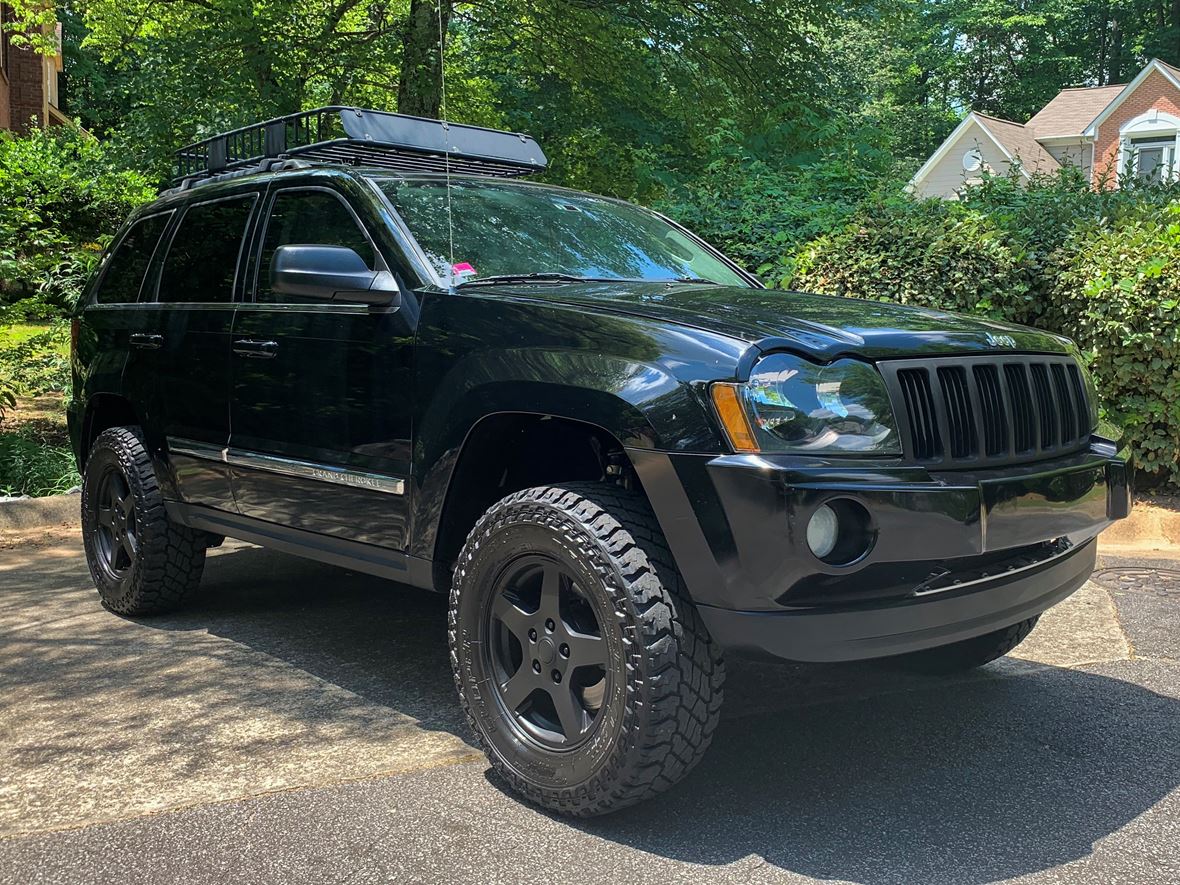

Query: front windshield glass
[376,178,751,287]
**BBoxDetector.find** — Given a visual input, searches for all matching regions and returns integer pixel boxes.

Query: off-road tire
[449,482,725,816]
[895,615,1040,674]
[81,426,206,615]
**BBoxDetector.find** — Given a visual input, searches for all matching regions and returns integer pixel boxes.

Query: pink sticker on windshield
[451,262,476,278]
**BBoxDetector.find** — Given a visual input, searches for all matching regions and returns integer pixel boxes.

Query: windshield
[376,178,751,287]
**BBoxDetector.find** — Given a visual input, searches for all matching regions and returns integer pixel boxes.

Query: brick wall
[1093,69,1180,188]
[0,5,11,131]
[7,40,45,133]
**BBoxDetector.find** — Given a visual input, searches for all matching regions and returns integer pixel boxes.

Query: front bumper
[629,439,1130,662]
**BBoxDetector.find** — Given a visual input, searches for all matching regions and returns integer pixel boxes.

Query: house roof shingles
[972,113,1060,173]
[1026,84,1126,137]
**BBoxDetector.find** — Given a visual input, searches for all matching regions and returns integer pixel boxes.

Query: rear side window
[157,195,257,304]
[256,189,375,302]
[94,212,172,304]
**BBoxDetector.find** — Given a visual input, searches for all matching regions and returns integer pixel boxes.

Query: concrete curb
[0,493,80,532]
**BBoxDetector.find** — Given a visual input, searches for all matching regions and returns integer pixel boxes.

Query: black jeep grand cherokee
[70,109,1131,817]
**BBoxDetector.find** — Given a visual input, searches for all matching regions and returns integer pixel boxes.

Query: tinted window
[158,195,256,304]
[94,213,172,304]
[257,190,375,302]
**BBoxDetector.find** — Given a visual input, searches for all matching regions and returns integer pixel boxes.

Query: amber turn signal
[710,383,760,453]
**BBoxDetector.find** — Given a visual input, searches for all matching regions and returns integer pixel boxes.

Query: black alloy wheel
[450,482,725,816]
[90,463,139,581]
[485,555,609,749]
[81,426,207,615]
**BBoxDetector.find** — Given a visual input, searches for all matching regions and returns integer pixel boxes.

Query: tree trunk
[397,0,453,118]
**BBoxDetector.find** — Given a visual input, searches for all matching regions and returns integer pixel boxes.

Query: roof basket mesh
[173,106,548,184]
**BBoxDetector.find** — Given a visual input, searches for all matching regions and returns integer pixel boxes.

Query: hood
[475,282,1071,361]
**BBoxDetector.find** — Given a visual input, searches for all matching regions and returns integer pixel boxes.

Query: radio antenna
[437,1,456,281]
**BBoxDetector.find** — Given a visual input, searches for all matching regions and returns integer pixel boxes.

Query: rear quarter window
[93,212,173,305]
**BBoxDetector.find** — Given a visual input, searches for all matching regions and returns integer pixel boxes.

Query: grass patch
[0,394,78,497]
[0,323,55,349]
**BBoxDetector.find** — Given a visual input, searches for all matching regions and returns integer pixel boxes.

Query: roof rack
[173,106,548,185]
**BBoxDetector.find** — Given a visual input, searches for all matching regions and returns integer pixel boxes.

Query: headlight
[711,354,900,454]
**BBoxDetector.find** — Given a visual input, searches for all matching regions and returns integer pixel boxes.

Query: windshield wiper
[669,276,722,285]
[456,272,595,287]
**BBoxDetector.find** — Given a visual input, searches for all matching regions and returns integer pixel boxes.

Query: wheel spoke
[96,506,116,530]
[120,530,137,562]
[549,684,586,739]
[539,564,562,622]
[491,593,533,643]
[499,668,535,712]
[565,630,605,668]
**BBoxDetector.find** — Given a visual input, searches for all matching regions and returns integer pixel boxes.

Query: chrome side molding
[166,437,405,495]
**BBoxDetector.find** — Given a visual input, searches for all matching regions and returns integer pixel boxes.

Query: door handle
[129,333,163,350]
[233,338,279,359]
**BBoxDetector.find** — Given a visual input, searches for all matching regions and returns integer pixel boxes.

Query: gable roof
[973,114,1060,172]
[1026,85,1126,137]
[906,112,1057,192]
[1084,59,1180,136]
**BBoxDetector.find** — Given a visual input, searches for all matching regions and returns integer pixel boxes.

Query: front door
[229,184,415,548]
[146,191,260,510]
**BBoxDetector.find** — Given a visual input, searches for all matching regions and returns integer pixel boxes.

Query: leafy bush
[655,123,909,287]
[0,127,154,317]
[1054,202,1180,484]
[0,322,71,396]
[790,171,1180,488]
[792,199,1034,318]
[0,426,79,497]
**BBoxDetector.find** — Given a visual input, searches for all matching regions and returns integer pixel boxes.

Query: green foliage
[1055,202,1180,485]
[0,127,154,316]
[654,121,912,287]
[0,427,79,497]
[0,323,72,396]
[792,174,1180,488]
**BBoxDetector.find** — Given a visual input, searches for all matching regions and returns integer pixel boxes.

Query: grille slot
[937,366,977,458]
[1067,364,1091,440]
[973,364,1009,456]
[1029,363,1057,449]
[1051,364,1077,445]
[1003,364,1036,453]
[883,355,1093,466]
[897,368,942,460]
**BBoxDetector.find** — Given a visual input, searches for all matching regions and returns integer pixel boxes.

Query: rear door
[78,210,175,455]
[229,183,416,548]
[145,191,260,509]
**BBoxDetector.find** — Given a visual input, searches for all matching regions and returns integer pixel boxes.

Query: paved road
[1,525,1178,884]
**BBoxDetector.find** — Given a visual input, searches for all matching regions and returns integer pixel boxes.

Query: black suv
[70,109,1131,817]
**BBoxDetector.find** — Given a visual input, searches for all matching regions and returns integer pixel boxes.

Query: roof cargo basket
[173,106,548,185]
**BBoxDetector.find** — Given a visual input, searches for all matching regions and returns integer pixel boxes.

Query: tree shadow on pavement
[564,659,1180,885]
[23,541,1175,883]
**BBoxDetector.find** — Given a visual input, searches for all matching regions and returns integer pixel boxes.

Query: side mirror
[271,244,400,306]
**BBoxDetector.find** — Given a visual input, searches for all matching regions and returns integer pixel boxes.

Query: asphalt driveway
[1,524,1178,884]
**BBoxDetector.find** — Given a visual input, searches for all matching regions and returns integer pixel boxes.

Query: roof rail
[173,106,548,185]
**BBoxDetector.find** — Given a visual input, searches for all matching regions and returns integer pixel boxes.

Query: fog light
[806,504,839,559]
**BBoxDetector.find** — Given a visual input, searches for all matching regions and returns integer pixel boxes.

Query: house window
[1132,137,1177,184]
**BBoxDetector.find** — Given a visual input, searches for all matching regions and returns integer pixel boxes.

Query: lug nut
[528,628,537,642]
[551,670,562,683]
[560,643,570,658]
[532,660,541,673]
[545,618,556,632]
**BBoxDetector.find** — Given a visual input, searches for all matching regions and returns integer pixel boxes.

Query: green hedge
[791,173,1180,488]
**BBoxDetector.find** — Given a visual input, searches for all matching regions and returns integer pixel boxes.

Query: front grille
[881,355,1094,467]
